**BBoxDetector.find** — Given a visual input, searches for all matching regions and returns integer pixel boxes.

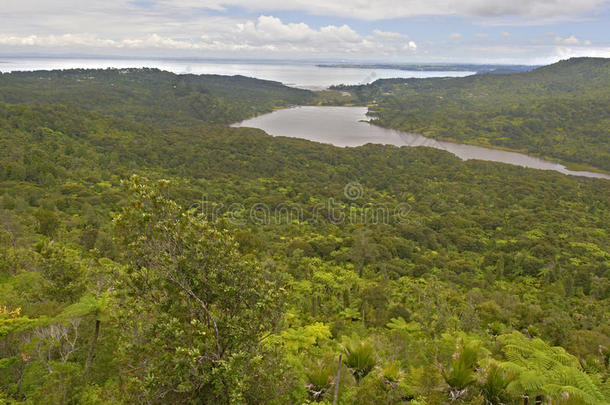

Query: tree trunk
[84,319,101,382]
[333,354,342,405]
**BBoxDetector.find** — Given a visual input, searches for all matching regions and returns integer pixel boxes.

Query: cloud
[373,30,409,40]
[176,0,608,19]
[553,35,594,47]
[554,45,610,58]
[0,33,218,50]
[0,15,418,58]
[555,34,580,45]
[0,34,120,48]
[402,41,418,50]
[233,15,367,50]
[475,33,488,38]
[2,0,607,25]
[0,0,606,62]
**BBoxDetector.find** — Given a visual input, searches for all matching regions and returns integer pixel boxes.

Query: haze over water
[234,106,610,179]
[0,58,473,90]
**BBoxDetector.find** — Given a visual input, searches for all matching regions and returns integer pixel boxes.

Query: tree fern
[497,332,608,404]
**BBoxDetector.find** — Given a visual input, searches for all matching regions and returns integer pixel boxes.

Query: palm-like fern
[497,332,608,404]
[478,360,518,405]
[440,339,485,401]
[304,360,335,401]
[343,339,376,383]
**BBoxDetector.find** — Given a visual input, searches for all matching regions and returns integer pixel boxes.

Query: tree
[111,176,289,404]
[37,242,86,302]
[34,208,59,238]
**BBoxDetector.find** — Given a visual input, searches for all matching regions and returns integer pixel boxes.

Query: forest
[0,61,609,404]
[0,68,315,127]
[332,57,610,172]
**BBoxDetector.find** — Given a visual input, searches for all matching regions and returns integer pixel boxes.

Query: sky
[1,0,609,64]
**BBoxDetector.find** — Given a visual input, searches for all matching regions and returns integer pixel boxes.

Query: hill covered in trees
[0,68,315,127]
[0,65,609,404]
[332,57,610,171]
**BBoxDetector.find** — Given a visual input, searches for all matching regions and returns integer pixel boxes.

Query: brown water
[233,106,610,180]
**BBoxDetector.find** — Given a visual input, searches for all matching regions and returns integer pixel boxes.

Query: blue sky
[1,0,609,63]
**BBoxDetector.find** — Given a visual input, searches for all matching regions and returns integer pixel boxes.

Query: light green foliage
[477,361,518,405]
[497,332,607,404]
[279,322,332,353]
[439,338,487,401]
[111,177,290,404]
[343,338,376,383]
[304,360,336,401]
[0,307,35,338]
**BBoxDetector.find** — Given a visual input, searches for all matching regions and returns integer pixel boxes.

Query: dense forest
[0,68,315,127]
[332,57,610,172]
[0,63,609,404]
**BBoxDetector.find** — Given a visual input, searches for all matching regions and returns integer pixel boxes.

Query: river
[233,106,610,179]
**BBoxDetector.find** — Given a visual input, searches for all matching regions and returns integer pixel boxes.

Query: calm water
[0,58,473,90]
[233,106,610,179]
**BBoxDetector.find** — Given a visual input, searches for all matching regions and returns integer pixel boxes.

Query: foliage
[497,332,607,404]
[0,68,314,127]
[0,65,608,403]
[343,338,376,383]
[111,177,290,404]
[440,338,487,401]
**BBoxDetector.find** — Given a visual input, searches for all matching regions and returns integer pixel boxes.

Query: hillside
[333,57,610,171]
[0,68,315,126]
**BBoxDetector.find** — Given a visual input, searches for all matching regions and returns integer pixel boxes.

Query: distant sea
[0,57,474,90]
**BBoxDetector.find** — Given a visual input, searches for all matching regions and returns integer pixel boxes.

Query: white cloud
[236,16,314,43]
[475,33,488,38]
[555,34,580,45]
[0,0,606,62]
[0,34,119,48]
[404,41,417,50]
[554,45,610,58]
[163,0,607,19]
[0,15,418,58]
[2,0,606,25]
[232,15,368,51]
[373,30,409,40]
